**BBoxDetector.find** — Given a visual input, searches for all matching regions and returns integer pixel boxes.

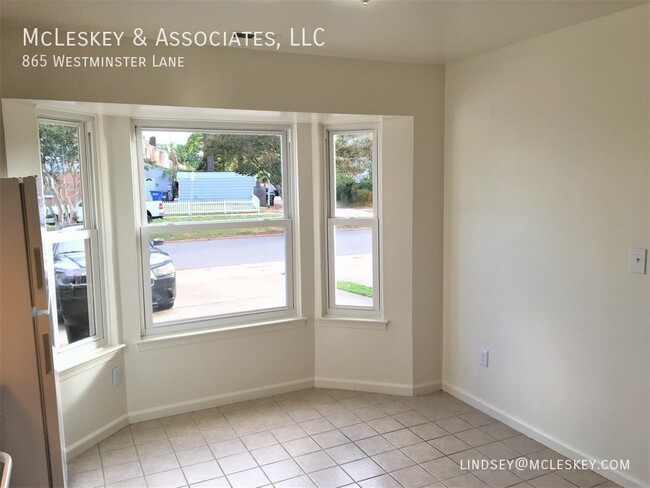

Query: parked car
[146,192,165,223]
[54,236,176,342]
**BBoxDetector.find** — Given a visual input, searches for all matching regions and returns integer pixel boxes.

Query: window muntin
[137,127,294,334]
[326,129,380,314]
[37,118,102,347]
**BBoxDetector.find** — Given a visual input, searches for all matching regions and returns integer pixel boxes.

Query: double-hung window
[37,117,103,348]
[325,128,380,315]
[136,126,294,334]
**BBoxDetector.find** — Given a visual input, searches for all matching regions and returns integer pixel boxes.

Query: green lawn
[336,280,373,297]
[150,212,284,241]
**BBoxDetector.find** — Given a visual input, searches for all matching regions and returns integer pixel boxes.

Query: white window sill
[317,317,388,330]
[56,344,126,381]
[135,316,308,352]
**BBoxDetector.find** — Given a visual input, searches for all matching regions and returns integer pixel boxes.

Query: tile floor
[67,388,620,488]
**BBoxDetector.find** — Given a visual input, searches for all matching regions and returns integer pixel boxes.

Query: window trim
[36,113,106,352]
[133,123,297,336]
[324,125,382,317]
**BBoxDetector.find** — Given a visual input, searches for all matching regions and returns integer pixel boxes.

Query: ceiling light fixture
[361,0,370,5]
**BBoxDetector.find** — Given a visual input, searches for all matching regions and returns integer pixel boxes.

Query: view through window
[139,129,292,330]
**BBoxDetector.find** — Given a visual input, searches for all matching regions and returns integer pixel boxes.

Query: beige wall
[444,6,650,486]
[1,21,445,449]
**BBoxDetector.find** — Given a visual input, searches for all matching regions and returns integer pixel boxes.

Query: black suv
[54,238,176,342]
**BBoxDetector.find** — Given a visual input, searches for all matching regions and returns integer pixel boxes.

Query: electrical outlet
[480,349,489,367]
[631,248,647,274]
[112,366,122,386]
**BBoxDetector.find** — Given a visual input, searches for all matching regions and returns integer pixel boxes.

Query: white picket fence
[165,197,260,216]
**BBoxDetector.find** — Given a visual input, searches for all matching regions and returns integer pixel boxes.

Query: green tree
[174,132,204,169]
[203,134,283,195]
[334,133,373,207]
[38,123,82,226]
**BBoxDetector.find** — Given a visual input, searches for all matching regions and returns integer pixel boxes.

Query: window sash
[37,117,104,349]
[135,126,295,335]
[325,127,381,316]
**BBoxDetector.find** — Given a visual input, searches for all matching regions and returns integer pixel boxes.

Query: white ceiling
[2,0,646,63]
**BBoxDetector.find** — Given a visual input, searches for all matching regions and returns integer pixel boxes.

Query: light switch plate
[630,248,647,274]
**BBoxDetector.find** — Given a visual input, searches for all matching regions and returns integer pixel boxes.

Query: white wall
[444,6,650,487]
[1,23,445,450]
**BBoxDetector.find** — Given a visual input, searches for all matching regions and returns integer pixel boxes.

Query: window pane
[332,224,374,308]
[38,122,85,231]
[333,132,374,218]
[51,238,95,345]
[148,227,288,325]
[141,130,284,224]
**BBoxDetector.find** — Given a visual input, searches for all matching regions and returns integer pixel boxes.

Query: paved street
[161,227,372,270]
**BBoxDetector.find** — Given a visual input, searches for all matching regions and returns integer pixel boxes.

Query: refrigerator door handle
[33,246,44,290]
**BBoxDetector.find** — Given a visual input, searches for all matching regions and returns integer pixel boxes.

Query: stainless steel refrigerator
[0,176,66,487]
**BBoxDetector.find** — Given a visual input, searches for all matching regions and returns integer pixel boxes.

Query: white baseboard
[128,378,314,424]
[315,377,442,396]
[65,414,129,459]
[443,382,645,488]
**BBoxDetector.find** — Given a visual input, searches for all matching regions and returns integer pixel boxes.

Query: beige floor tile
[526,448,568,463]
[208,438,247,459]
[383,429,423,448]
[327,412,362,429]
[358,473,403,487]
[340,458,385,482]
[449,448,490,468]
[309,466,354,488]
[510,456,550,481]
[291,407,324,423]
[372,450,416,472]
[401,442,445,464]
[130,420,163,433]
[393,411,430,428]
[132,426,168,445]
[476,442,522,461]
[355,407,388,422]
[295,451,337,473]
[428,436,472,455]
[217,451,257,475]
[356,436,396,456]
[103,461,143,485]
[100,430,135,453]
[261,459,305,483]
[340,423,378,441]
[314,429,351,449]
[175,446,215,467]
[145,467,187,487]
[201,426,238,444]
[367,417,404,434]
[193,416,229,432]
[164,422,200,439]
[250,444,291,465]
[459,412,497,428]
[327,390,361,401]
[443,473,489,487]
[528,473,576,488]
[101,447,139,468]
[182,460,224,484]
[283,437,322,457]
[272,424,309,443]
[315,402,350,417]
[68,468,105,488]
[410,423,450,441]
[455,429,497,448]
[501,436,546,456]
[339,397,373,411]
[378,401,412,416]
[326,443,368,464]
[189,477,230,487]
[555,468,608,488]
[105,476,148,487]
[240,431,278,450]
[67,454,102,474]
[391,465,438,488]
[479,423,520,441]
[274,474,318,487]
[170,432,207,452]
[421,457,467,481]
[434,417,474,434]
[140,452,180,475]
[301,418,337,435]
[472,468,523,488]
[136,439,174,459]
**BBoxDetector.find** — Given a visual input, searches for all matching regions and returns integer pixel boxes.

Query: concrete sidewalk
[153,255,373,323]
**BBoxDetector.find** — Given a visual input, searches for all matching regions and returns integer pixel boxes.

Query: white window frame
[37,114,105,352]
[325,126,381,316]
[134,123,296,336]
